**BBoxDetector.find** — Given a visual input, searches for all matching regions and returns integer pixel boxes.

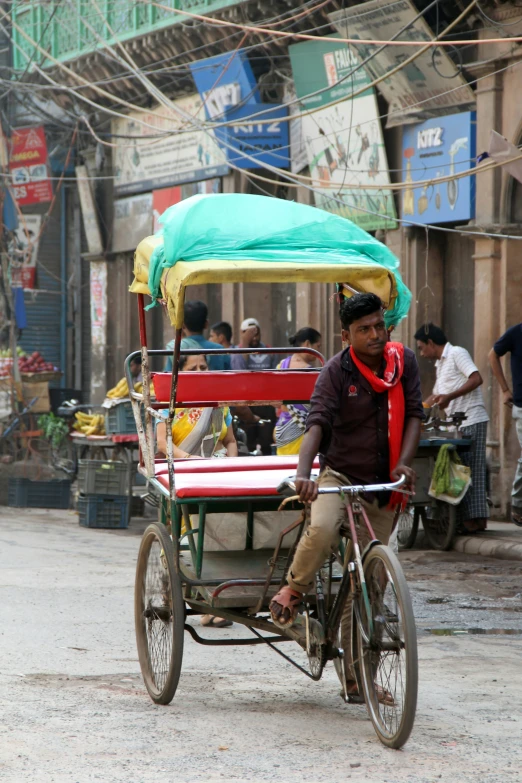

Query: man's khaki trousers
[286,466,394,681]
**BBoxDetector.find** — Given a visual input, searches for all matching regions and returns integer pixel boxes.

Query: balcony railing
[12,0,243,70]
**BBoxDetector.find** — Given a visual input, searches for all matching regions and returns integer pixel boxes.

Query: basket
[78,494,129,529]
[105,400,144,435]
[77,460,129,495]
[8,478,71,509]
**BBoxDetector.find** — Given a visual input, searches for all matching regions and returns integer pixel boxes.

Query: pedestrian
[230,317,278,371]
[275,327,322,455]
[165,300,230,372]
[415,323,489,533]
[270,293,422,701]
[209,321,234,350]
[231,317,278,455]
[129,354,143,384]
[488,322,522,526]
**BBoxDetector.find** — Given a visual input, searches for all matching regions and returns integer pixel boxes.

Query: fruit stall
[0,347,61,419]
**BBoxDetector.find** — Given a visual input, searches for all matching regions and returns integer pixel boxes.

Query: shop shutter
[18,201,63,382]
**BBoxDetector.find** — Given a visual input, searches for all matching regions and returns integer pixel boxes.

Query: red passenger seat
[154,466,320,499]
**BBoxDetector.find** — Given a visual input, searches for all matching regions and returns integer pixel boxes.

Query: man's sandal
[269,586,303,627]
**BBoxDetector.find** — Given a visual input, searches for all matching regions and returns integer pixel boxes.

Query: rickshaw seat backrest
[151,369,320,407]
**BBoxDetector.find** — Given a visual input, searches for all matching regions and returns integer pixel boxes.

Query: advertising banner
[9,126,53,206]
[113,193,153,253]
[90,262,107,348]
[189,49,260,120]
[217,103,290,170]
[402,111,476,224]
[11,214,41,289]
[330,0,476,128]
[112,95,228,195]
[289,37,396,230]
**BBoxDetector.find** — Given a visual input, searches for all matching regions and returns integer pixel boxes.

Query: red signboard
[9,126,53,206]
[152,186,182,232]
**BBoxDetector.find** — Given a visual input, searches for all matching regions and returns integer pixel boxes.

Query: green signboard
[289,37,396,231]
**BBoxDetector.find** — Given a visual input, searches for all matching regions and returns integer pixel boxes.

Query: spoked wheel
[396,506,420,550]
[134,522,184,704]
[356,545,418,749]
[423,502,457,551]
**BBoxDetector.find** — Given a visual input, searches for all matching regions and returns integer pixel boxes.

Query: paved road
[0,508,521,782]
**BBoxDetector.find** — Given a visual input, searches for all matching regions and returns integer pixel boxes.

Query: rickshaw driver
[270,293,423,696]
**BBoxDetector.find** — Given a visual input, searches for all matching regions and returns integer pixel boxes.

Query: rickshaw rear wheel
[422,502,457,551]
[135,522,184,705]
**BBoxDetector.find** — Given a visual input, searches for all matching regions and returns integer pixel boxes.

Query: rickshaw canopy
[130,194,410,328]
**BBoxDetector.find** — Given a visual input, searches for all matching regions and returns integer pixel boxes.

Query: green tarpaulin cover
[147,193,410,325]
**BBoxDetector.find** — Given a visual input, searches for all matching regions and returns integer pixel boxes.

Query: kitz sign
[216,103,290,170]
[417,127,444,149]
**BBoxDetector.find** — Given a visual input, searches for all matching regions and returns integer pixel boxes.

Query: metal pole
[60,186,67,388]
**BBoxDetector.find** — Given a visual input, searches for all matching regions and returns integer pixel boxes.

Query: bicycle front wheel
[135,522,184,704]
[357,544,418,749]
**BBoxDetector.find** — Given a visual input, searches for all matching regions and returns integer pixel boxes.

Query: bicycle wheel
[423,502,457,551]
[135,522,184,705]
[356,544,418,749]
[396,506,420,550]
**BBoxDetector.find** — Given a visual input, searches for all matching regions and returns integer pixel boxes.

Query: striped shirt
[434,343,489,427]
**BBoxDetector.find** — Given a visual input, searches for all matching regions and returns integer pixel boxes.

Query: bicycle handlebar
[277,475,407,496]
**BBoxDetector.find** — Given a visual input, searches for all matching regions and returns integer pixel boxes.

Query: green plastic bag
[429,444,471,504]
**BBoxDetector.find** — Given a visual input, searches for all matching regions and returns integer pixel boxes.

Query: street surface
[0,508,521,783]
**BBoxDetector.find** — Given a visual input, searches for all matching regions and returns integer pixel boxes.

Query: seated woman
[156,353,238,460]
[275,327,322,455]
[156,353,237,629]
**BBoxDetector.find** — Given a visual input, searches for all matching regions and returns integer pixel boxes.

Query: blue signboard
[216,103,290,170]
[189,49,260,121]
[402,111,476,225]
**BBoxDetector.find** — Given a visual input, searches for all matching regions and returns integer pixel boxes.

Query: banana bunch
[106,378,152,399]
[73,411,106,436]
[106,378,130,399]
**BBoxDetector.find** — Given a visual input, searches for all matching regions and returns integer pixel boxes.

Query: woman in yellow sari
[156,353,238,459]
[157,353,237,628]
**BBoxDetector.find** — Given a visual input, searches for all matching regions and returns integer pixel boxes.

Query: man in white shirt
[415,323,489,533]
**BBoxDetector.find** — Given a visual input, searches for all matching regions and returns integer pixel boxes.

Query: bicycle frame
[280,476,407,656]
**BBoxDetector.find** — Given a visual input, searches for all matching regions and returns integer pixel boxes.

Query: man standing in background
[165,300,231,372]
[415,323,489,533]
[231,317,278,455]
[489,323,522,526]
[209,321,234,351]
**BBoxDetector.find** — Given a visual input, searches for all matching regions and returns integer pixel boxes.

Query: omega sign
[417,127,443,150]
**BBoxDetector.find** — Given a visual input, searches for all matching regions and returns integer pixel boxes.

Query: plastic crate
[105,401,144,435]
[78,495,129,529]
[77,460,129,495]
[8,478,71,509]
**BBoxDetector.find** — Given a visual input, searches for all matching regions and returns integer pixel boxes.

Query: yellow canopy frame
[130,234,399,328]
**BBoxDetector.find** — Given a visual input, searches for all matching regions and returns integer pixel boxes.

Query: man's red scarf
[350,342,405,507]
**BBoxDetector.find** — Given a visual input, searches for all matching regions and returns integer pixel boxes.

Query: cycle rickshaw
[126,194,418,749]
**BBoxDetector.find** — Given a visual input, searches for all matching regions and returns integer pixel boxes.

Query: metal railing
[12,0,245,69]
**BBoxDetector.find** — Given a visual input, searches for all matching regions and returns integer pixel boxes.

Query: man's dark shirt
[494,324,522,408]
[306,346,423,487]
